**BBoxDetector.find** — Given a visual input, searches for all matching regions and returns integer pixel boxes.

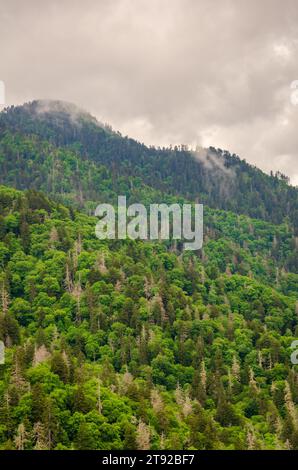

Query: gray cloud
[0,0,298,184]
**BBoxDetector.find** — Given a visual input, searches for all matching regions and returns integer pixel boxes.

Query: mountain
[0,100,297,230]
[0,101,297,450]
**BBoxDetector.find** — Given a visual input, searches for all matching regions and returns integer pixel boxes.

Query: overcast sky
[1,0,298,184]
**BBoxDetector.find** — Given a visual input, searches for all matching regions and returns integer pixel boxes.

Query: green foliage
[0,186,296,450]
[0,101,297,450]
[0,101,297,232]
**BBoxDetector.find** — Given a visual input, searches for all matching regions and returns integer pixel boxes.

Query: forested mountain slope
[0,101,297,230]
[0,101,297,450]
[0,186,297,450]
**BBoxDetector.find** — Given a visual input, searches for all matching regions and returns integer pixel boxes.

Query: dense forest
[0,101,297,230]
[0,101,297,450]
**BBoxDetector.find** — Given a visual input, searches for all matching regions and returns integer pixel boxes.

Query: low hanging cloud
[0,0,298,185]
[33,99,99,128]
[192,147,236,178]
[191,147,237,199]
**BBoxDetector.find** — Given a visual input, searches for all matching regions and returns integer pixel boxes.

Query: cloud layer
[1,0,298,184]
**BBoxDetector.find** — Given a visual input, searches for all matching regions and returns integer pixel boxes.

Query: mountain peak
[0,99,111,141]
[22,99,98,125]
